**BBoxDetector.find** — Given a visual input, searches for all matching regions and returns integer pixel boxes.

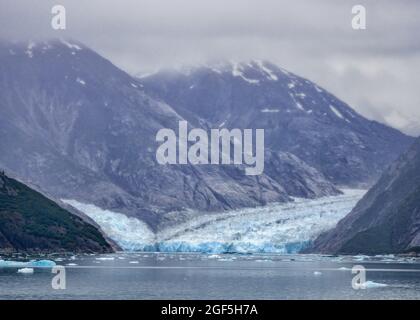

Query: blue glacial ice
[62,189,365,254]
[0,260,56,268]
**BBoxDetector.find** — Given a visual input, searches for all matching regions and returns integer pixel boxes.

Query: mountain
[308,137,420,254]
[0,171,112,253]
[0,39,341,229]
[138,61,414,186]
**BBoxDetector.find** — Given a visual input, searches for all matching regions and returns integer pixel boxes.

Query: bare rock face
[309,137,420,254]
[0,40,411,230]
[138,61,413,187]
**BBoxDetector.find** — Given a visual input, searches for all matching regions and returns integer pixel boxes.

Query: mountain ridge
[0,39,344,229]
[308,137,420,254]
[0,38,413,230]
[137,60,414,186]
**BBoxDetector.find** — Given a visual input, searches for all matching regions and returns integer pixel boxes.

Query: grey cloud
[0,0,419,135]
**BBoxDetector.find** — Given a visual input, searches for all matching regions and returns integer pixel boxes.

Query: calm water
[1,253,420,300]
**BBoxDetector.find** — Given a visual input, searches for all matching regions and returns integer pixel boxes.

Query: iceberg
[62,189,365,254]
[364,281,388,289]
[17,268,34,274]
[0,259,56,268]
[95,257,115,261]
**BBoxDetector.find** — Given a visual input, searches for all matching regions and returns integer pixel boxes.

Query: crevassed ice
[61,200,156,251]
[62,189,365,254]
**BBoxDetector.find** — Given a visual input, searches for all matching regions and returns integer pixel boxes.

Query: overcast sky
[1,0,419,135]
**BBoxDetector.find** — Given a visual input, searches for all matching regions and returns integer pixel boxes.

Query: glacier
[62,189,365,254]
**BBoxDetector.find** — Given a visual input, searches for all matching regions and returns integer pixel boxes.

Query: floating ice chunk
[313,271,322,276]
[218,258,234,262]
[261,108,280,113]
[288,83,295,89]
[354,255,369,261]
[31,260,57,267]
[0,259,56,268]
[76,78,86,85]
[130,83,138,88]
[375,254,395,259]
[129,261,139,264]
[338,267,349,271]
[66,263,78,266]
[95,257,115,261]
[17,268,34,274]
[364,281,388,288]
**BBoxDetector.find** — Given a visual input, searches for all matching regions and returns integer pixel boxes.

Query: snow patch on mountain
[329,105,345,120]
[25,42,35,58]
[296,102,305,111]
[60,39,82,51]
[255,60,278,81]
[232,62,259,84]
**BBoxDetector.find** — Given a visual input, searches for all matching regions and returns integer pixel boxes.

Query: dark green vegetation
[0,171,112,253]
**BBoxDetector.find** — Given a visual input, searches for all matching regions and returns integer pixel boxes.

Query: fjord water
[1,253,420,299]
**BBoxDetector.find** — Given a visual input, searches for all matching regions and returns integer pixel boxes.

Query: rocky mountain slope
[309,137,420,254]
[138,61,413,186]
[0,39,413,230]
[0,171,112,253]
[0,40,345,228]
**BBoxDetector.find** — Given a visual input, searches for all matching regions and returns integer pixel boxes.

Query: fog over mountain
[1,0,419,135]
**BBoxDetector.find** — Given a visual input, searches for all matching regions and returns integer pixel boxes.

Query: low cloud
[1,0,419,135]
